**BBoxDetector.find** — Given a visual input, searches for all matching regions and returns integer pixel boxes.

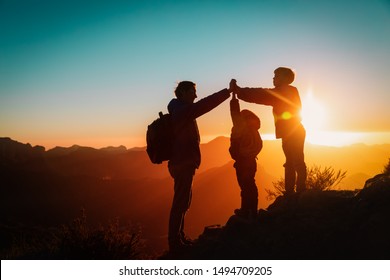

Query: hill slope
[162,172,390,259]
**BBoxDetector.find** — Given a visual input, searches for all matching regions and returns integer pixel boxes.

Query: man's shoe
[234,208,257,218]
[234,208,249,217]
[169,241,192,253]
[180,235,194,245]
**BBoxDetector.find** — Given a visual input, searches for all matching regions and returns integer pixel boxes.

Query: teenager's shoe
[284,190,295,197]
[296,187,307,193]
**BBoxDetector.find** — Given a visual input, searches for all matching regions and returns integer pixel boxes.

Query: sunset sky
[1,0,389,149]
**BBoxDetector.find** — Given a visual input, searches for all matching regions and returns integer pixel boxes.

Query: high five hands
[229,79,239,99]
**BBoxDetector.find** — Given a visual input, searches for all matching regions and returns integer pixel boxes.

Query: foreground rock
[162,173,390,259]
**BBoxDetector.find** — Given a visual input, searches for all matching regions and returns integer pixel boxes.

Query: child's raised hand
[229,79,237,92]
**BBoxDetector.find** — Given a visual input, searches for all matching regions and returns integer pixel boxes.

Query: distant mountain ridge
[2,135,390,190]
[2,136,390,189]
[0,137,45,164]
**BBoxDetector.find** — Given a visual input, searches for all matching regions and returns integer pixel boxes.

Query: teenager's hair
[274,67,295,85]
[175,81,196,99]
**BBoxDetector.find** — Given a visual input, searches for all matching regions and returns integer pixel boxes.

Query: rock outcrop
[163,172,390,260]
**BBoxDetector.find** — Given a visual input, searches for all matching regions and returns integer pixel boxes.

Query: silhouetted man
[167,81,232,252]
[232,67,307,195]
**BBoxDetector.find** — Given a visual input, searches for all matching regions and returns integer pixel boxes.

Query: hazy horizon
[4,131,390,151]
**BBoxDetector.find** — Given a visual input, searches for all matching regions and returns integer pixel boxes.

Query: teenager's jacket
[238,85,303,139]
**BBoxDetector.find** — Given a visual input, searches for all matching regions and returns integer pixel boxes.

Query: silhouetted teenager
[167,81,232,252]
[232,67,307,195]
[229,92,262,219]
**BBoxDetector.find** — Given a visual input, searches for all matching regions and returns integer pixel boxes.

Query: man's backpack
[146,112,173,164]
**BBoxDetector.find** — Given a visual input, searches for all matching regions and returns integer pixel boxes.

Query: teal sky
[1,0,390,148]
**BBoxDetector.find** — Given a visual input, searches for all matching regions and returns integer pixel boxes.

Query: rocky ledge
[162,172,390,260]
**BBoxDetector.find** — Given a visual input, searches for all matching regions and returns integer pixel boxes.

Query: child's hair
[274,67,295,85]
[241,109,261,130]
[175,81,196,99]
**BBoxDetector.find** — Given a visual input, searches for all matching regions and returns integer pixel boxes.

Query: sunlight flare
[301,89,327,132]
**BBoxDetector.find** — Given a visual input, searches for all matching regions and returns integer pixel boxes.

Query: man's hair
[274,67,295,85]
[175,81,196,99]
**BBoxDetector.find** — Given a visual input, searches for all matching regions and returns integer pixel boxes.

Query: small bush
[2,210,144,260]
[383,158,390,175]
[57,210,143,259]
[266,165,347,200]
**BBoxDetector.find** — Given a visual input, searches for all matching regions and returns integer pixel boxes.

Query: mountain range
[1,136,389,255]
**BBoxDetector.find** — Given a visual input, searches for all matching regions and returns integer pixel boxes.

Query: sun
[301,90,326,130]
[300,92,374,146]
[301,90,327,143]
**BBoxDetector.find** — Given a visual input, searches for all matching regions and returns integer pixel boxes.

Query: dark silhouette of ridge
[0,137,45,164]
[161,172,390,260]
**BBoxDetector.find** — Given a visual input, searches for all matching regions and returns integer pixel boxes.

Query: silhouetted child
[229,93,263,219]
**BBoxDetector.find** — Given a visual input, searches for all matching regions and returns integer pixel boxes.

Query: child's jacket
[229,97,263,161]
